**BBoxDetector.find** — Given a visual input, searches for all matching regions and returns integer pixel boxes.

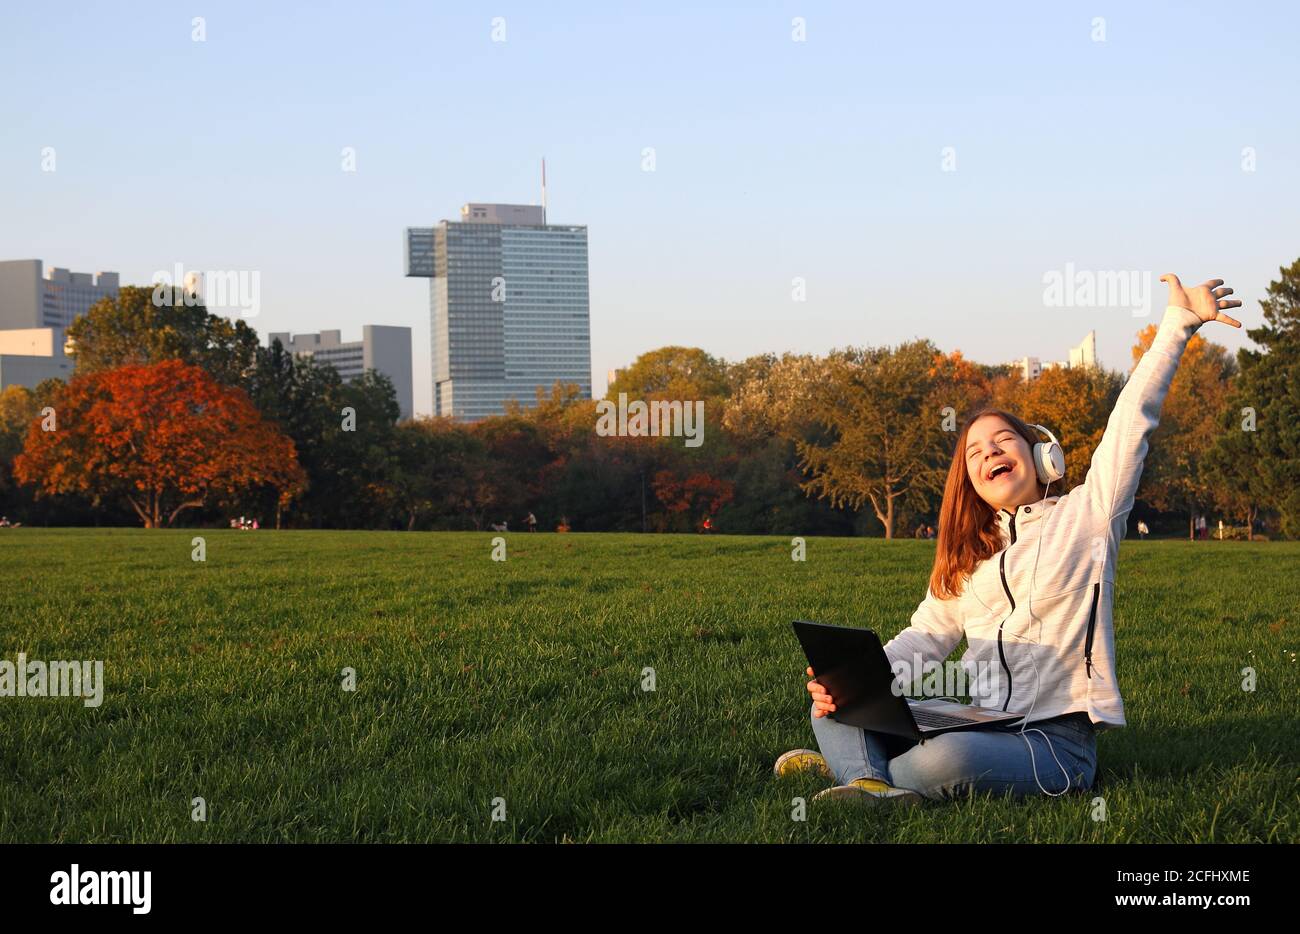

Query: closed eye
[967,430,1016,460]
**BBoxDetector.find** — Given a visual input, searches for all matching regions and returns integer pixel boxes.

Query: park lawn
[0,528,1295,843]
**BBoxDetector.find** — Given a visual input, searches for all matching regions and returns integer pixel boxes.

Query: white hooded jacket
[883,305,1206,732]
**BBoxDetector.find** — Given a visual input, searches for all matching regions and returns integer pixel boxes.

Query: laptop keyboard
[909,707,976,729]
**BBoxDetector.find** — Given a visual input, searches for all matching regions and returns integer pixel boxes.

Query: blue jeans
[809,704,1098,800]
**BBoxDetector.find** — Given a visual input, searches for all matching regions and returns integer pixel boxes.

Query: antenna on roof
[541,157,547,224]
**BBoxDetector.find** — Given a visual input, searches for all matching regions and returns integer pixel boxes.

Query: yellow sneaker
[812,777,923,806]
[773,748,833,779]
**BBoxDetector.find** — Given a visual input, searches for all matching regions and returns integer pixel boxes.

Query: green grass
[0,529,1295,843]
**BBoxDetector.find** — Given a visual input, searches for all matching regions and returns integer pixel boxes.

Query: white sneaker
[812,778,923,806]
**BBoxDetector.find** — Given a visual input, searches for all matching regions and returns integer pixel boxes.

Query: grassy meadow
[0,528,1295,843]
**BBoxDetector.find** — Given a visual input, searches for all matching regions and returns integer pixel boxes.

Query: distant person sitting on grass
[773,274,1243,806]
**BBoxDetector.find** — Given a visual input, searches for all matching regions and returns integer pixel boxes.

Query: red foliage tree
[14,360,306,527]
[651,469,735,531]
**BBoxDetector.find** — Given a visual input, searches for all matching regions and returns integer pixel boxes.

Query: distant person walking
[1137,520,1149,539]
[526,512,537,532]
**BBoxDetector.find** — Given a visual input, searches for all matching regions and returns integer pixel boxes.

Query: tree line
[2,259,1298,538]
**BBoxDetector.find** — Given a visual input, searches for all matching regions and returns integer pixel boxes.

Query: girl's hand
[806,665,836,718]
[1160,274,1243,328]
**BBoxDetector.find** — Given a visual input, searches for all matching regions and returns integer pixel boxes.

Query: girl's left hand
[1160,274,1243,328]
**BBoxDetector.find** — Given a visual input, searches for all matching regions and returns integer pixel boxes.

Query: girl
[774,274,1242,805]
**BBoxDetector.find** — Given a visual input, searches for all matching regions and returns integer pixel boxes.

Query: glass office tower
[405,203,590,421]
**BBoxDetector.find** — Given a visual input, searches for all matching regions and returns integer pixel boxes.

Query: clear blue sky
[3,0,1297,414]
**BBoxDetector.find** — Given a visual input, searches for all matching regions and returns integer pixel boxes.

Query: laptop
[792,620,1024,741]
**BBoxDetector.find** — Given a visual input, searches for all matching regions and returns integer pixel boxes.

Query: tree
[722,352,825,443]
[386,417,494,531]
[244,343,400,528]
[1128,323,1236,537]
[469,416,553,530]
[0,385,40,508]
[511,383,643,531]
[1201,432,1263,538]
[992,363,1125,491]
[796,340,951,538]
[1205,258,1300,538]
[607,346,730,402]
[14,360,305,527]
[927,349,1000,429]
[65,285,261,386]
[650,469,734,532]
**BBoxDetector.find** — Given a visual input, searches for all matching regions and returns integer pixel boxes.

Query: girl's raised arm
[1078,275,1242,524]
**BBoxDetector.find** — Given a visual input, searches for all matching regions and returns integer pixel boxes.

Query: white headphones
[1029,424,1066,485]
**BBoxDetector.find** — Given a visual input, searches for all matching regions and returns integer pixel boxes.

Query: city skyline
[3,2,1298,415]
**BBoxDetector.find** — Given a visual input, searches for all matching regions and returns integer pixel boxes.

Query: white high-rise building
[1068,331,1098,369]
[405,201,591,421]
[0,259,120,331]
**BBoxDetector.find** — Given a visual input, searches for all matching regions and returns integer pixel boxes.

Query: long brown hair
[928,407,1044,599]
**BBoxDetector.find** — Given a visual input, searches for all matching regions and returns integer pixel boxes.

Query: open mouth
[986,461,1014,482]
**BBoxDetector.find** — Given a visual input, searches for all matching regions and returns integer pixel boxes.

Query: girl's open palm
[1160,274,1243,328]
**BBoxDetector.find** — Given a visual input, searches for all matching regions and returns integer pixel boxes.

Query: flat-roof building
[0,327,73,391]
[0,259,120,331]
[267,326,414,420]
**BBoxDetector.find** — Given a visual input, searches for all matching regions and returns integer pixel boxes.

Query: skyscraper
[405,202,591,421]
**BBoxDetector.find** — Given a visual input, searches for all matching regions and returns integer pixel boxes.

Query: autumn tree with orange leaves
[14,360,306,528]
[651,469,735,532]
[990,364,1125,490]
[1129,321,1237,538]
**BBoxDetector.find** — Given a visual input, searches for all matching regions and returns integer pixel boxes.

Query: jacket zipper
[996,510,1017,711]
[1083,582,1101,678]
